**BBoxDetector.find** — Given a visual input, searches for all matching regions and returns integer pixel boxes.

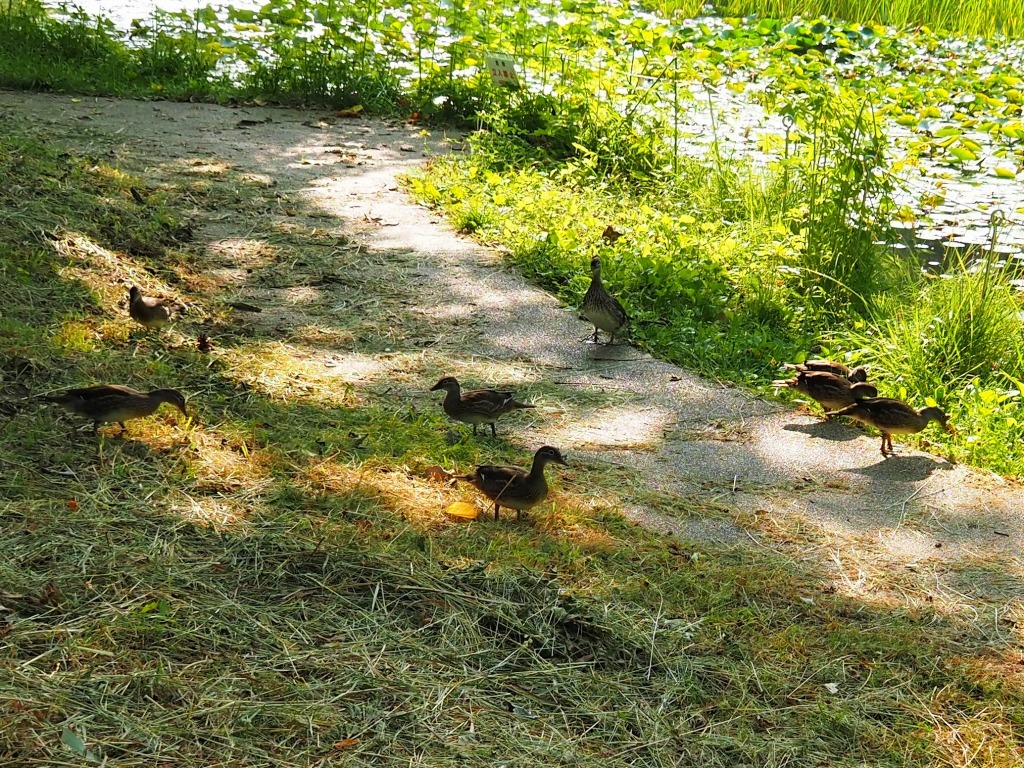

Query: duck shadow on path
[782,419,862,442]
[846,453,957,483]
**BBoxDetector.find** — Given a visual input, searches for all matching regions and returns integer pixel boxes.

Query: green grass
[1,109,1023,766]
[847,255,1024,474]
[707,0,1024,37]
[0,0,217,99]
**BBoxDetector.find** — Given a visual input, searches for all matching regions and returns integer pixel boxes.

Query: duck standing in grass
[826,398,953,456]
[431,375,535,437]
[773,371,878,414]
[457,446,568,521]
[581,256,628,345]
[38,384,187,434]
[784,359,868,383]
[128,285,175,330]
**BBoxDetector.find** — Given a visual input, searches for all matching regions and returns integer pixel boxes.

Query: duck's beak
[556,455,569,467]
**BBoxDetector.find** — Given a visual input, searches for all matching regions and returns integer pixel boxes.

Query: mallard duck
[38,385,187,433]
[431,376,535,437]
[457,445,568,521]
[773,371,878,413]
[581,256,628,345]
[784,359,868,383]
[826,398,953,456]
[129,285,175,329]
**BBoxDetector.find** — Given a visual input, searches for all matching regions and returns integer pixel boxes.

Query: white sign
[485,53,520,87]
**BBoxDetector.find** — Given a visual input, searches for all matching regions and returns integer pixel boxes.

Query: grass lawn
[0,102,1022,766]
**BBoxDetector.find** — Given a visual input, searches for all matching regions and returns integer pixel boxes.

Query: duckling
[128,285,175,329]
[431,376,535,437]
[773,371,878,413]
[457,445,568,520]
[784,359,868,383]
[38,385,187,433]
[826,398,953,456]
[581,256,628,345]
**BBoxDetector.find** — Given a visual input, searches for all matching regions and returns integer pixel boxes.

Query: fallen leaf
[336,105,363,118]
[197,333,214,353]
[226,301,262,313]
[601,224,623,243]
[40,581,60,605]
[334,738,359,749]
[67,499,79,510]
[445,502,479,520]
[423,465,454,482]
[62,728,86,756]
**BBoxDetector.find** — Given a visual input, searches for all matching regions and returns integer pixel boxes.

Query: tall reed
[852,253,1024,397]
[704,0,1024,38]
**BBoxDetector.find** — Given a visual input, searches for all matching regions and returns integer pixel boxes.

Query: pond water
[676,80,1024,273]
[56,0,250,29]
[50,1,1024,269]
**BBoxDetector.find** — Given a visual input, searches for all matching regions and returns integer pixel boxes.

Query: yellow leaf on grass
[337,105,364,118]
[445,502,479,519]
[422,465,454,483]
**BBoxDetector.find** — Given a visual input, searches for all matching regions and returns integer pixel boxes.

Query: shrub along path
[3,89,1022,650]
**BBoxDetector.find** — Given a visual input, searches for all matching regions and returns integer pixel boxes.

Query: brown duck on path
[457,445,568,521]
[431,376,535,437]
[38,385,187,433]
[128,285,175,329]
[784,359,868,383]
[773,371,878,413]
[581,256,629,345]
[826,398,953,456]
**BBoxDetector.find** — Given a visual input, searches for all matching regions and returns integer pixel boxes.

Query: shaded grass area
[1,120,1022,767]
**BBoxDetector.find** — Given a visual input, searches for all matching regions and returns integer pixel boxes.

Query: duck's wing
[828,397,918,429]
[472,465,529,497]
[460,389,519,417]
[67,384,142,401]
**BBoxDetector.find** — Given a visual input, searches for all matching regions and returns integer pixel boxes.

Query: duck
[784,359,868,383]
[457,445,568,521]
[38,385,188,433]
[826,398,953,456]
[431,376,535,437]
[128,285,175,329]
[581,256,628,345]
[773,371,878,413]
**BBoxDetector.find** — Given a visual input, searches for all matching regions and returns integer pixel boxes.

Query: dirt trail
[4,90,1022,615]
